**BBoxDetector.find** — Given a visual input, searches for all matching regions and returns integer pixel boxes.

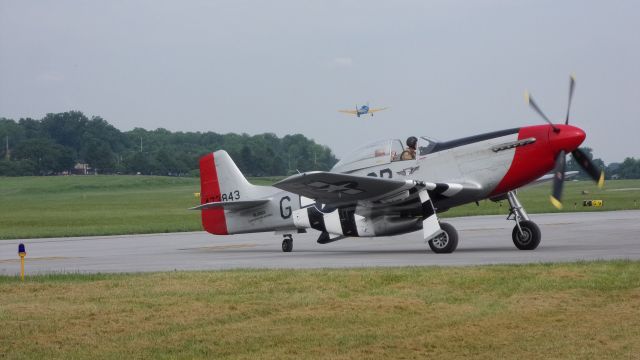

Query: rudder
[199,150,255,235]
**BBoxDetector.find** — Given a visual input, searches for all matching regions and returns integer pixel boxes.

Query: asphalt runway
[1,210,639,275]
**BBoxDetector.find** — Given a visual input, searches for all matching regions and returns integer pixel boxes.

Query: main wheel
[282,238,293,252]
[512,220,541,250]
[428,222,458,253]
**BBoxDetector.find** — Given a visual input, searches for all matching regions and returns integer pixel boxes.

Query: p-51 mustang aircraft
[339,103,388,117]
[193,77,604,253]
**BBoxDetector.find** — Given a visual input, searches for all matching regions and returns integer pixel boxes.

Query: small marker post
[18,243,26,281]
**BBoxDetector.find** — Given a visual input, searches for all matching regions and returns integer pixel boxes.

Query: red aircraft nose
[550,125,586,153]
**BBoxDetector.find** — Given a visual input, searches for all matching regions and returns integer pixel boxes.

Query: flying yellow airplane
[339,103,388,117]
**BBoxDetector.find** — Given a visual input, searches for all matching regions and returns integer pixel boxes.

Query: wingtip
[570,73,576,82]
[597,171,605,188]
[524,90,530,104]
[550,196,563,210]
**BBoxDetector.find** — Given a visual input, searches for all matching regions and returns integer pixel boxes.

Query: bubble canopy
[331,137,437,173]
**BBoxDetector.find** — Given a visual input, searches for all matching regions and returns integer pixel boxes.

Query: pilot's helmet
[406,136,418,149]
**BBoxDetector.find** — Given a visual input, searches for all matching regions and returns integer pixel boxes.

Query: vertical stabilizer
[199,150,255,235]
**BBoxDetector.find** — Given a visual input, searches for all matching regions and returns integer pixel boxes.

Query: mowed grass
[1,261,639,359]
[1,176,640,239]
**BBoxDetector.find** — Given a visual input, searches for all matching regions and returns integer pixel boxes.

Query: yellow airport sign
[583,200,603,207]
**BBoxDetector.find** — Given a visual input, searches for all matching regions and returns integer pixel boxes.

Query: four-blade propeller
[526,75,605,209]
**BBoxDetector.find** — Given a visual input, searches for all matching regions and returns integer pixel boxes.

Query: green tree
[13,138,74,174]
[41,111,88,152]
[84,139,115,174]
[618,158,640,179]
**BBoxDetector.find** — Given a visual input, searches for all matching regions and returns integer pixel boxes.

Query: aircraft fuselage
[342,124,585,211]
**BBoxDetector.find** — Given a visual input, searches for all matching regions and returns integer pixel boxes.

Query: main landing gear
[507,191,541,250]
[281,234,293,253]
[428,222,459,254]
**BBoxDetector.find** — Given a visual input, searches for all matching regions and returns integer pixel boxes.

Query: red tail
[199,153,228,235]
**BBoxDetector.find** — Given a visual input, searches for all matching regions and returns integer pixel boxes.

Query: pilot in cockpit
[400,136,417,160]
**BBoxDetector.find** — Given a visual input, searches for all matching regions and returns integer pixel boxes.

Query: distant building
[73,162,90,175]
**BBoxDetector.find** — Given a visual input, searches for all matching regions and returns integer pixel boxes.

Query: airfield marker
[18,243,26,281]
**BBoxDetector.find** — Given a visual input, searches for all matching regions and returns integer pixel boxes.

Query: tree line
[0,111,338,177]
[1,111,639,179]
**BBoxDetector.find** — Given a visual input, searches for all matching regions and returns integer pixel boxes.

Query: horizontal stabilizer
[189,199,269,211]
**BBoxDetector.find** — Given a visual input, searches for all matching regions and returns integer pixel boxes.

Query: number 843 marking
[206,190,240,203]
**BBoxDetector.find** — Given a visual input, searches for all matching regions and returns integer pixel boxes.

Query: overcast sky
[1,0,638,163]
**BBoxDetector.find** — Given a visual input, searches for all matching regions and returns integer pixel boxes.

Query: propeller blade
[572,148,605,188]
[550,151,566,209]
[565,74,576,125]
[525,91,560,132]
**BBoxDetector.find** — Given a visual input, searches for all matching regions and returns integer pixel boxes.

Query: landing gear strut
[281,234,293,252]
[507,191,541,250]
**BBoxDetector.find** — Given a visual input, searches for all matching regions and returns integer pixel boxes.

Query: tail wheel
[428,222,458,253]
[512,220,541,250]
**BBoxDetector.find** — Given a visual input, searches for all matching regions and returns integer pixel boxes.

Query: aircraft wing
[338,110,359,115]
[274,171,414,205]
[276,171,468,241]
[368,107,389,113]
[273,171,464,206]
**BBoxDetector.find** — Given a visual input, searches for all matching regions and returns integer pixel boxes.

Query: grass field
[1,176,639,240]
[1,261,638,359]
[0,176,275,240]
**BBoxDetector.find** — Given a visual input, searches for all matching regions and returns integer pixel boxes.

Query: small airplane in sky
[193,76,604,254]
[339,103,388,117]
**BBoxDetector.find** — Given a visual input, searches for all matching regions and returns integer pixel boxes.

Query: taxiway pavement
[1,210,639,275]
